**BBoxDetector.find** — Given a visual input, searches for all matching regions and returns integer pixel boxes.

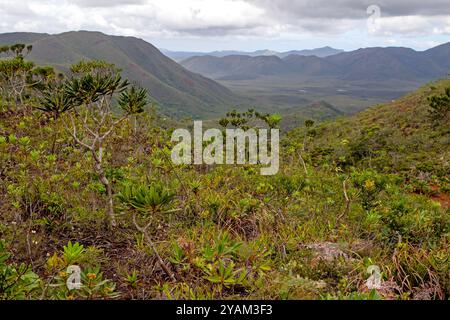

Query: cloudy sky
[0,0,449,51]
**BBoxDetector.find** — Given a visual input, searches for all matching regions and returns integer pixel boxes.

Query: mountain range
[0,31,242,118]
[161,46,343,62]
[180,43,450,81]
[0,31,448,120]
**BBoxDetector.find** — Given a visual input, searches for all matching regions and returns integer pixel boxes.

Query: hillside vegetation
[0,46,448,300]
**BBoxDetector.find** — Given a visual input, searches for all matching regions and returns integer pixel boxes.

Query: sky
[0,0,449,52]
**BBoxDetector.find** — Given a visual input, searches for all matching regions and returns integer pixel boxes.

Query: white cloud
[371,15,439,36]
[147,0,265,31]
[0,0,448,49]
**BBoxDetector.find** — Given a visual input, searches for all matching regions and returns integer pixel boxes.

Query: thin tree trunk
[298,152,308,175]
[337,180,351,222]
[51,130,58,154]
[133,214,176,281]
[95,161,117,228]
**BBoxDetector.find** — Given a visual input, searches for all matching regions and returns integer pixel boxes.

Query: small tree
[265,114,282,129]
[36,85,75,153]
[0,55,34,105]
[39,60,147,227]
[29,66,58,92]
[0,43,43,106]
[255,112,282,129]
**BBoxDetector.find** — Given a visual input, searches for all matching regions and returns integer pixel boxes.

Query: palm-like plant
[9,44,26,57]
[118,86,147,115]
[64,74,129,106]
[37,86,74,119]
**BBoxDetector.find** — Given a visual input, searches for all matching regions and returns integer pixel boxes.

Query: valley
[179,44,449,128]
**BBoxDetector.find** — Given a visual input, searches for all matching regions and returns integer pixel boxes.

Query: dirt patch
[430,186,450,208]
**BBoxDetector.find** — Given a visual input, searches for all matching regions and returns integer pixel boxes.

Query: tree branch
[133,213,177,282]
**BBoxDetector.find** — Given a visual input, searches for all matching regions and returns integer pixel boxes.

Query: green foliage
[264,113,282,129]
[304,119,315,128]
[322,289,381,300]
[428,87,450,125]
[202,232,242,262]
[124,270,139,289]
[204,260,246,288]
[45,242,118,300]
[29,66,57,91]
[275,174,307,195]
[256,111,282,128]
[117,182,175,214]
[70,59,120,76]
[380,197,448,244]
[36,86,74,118]
[48,266,118,300]
[62,241,85,265]
[219,109,254,129]
[218,109,282,129]
[0,55,35,104]
[0,56,34,76]
[351,170,388,211]
[118,86,148,114]
[0,240,41,300]
[64,73,129,106]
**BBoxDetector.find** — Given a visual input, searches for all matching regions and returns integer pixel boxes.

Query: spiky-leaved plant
[37,85,74,119]
[117,182,174,215]
[117,182,177,281]
[118,86,147,134]
[118,86,147,115]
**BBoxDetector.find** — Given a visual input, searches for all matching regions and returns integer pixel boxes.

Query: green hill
[288,78,450,187]
[0,31,243,118]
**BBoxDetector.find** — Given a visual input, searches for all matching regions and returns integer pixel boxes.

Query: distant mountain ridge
[1,31,448,120]
[180,44,450,81]
[278,47,345,59]
[161,46,344,62]
[0,31,242,118]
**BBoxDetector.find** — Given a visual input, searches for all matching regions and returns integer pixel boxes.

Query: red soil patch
[430,186,450,208]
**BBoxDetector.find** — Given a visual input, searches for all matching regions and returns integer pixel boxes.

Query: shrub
[428,87,450,125]
[0,240,41,299]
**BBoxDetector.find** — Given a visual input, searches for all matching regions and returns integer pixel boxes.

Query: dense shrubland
[0,44,448,300]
